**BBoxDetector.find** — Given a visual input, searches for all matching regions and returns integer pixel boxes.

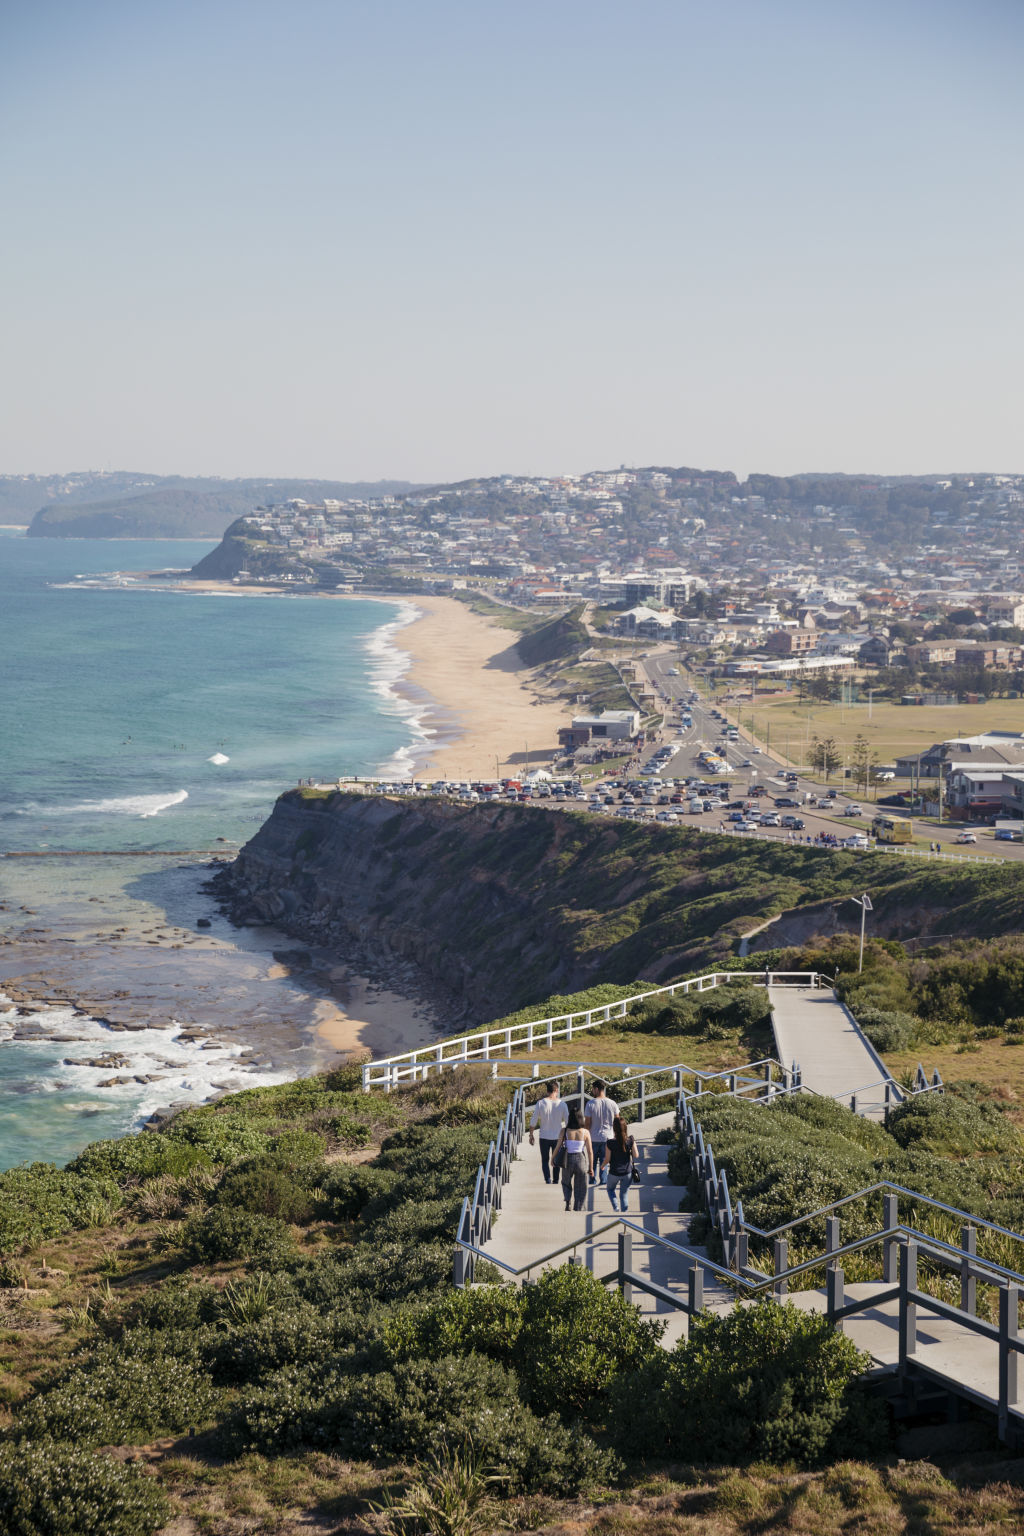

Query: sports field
[722,691,1024,773]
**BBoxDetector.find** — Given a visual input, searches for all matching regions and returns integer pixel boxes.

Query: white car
[759,813,781,826]
[843,835,871,850]
[955,831,977,844]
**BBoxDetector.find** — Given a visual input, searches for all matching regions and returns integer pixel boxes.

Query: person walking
[528,1080,568,1187]
[553,1107,593,1211]
[585,1079,619,1186]
[603,1115,638,1211]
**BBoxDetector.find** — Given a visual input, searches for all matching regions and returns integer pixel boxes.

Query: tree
[849,734,878,796]
[809,735,842,781]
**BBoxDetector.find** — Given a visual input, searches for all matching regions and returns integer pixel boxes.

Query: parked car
[843,835,871,850]
[759,813,781,826]
[995,828,1021,841]
[774,796,798,807]
[781,815,805,829]
[954,831,977,844]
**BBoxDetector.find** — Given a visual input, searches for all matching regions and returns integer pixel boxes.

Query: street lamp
[848,893,873,973]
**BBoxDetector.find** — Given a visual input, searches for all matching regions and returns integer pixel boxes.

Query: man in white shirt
[528,1080,568,1186]
[585,1079,619,1186]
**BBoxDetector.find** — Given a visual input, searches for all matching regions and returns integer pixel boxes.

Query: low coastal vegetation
[1,981,1023,1529]
[225,793,1024,1026]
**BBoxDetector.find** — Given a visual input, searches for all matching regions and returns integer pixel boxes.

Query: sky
[1,0,1022,483]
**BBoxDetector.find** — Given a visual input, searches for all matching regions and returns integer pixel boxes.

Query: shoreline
[107,571,572,781]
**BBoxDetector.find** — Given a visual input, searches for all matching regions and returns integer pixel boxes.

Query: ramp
[769,984,894,1117]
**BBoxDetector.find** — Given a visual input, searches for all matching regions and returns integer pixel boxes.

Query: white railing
[360,970,831,1090]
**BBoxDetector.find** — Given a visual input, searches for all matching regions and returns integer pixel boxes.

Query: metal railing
[452,1059,1024,1440]
[453,1087,526,1286]
[362,971,832,1090]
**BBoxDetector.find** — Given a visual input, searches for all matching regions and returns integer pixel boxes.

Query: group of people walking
[527,1078,638,1212]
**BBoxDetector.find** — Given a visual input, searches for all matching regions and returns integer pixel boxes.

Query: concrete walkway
[769,985,892,1116]
[482,1109,730,1345]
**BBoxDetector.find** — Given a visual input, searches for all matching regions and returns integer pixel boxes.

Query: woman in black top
[602,1115,637,1211]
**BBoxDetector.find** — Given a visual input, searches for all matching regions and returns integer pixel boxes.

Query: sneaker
[609,1200,619,1211]
[564,1202,571,1212]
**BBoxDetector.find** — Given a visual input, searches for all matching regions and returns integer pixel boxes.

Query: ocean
[0,535,427,1167]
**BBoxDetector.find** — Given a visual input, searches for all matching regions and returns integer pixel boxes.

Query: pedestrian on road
[554,1107,593,1212]
[528,1080,568,1186]
[603,1116,638,1211]
[585,1080,619,1185]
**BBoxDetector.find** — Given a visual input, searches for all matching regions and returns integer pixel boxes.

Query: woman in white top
[553,1106,594,1212]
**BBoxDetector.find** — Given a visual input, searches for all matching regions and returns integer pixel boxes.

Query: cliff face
[222,792,1024,1026]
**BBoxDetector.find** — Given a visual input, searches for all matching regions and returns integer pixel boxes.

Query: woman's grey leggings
[562,1150,589,1210]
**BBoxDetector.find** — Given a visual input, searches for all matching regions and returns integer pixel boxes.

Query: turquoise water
[0,535,421,1166]
[0,536,417,852]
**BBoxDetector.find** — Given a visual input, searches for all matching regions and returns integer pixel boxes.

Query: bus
[872,814,913,844]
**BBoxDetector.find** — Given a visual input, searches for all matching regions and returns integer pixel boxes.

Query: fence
[361,970,831,1091]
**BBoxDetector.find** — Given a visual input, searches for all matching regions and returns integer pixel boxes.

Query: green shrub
[67,1133,211,1185]
[620,1300,877,1466]
[887,1092,1020,1159]
[162,1110,271,1164]
[0,1166,122,1254]
[513,1264,663,1410]
[855,1007,919,1054]
[317,1163,401,1221]
[179,1207,293,1265]
[225,1352,615,1494]
[0,1442,170,1536]
[215,1159,314,1224]
[11,1347,218,1447]
[265,1129,326,1167]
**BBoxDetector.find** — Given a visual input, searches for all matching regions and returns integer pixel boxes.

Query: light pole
[848,893,873,973]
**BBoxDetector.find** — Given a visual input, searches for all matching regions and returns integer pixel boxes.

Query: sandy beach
[397,596,570,779]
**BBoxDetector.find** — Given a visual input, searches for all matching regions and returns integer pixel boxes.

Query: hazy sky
[2,0,1022,482]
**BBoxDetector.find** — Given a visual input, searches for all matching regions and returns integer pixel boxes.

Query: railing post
[827,1263,845,1333]
[826,1215,840,1266]
[884,1081,891,1126]
[961,1225,977,1316]
[577,1066,585,1110]
[734,1215,748,1274]
[638,1077,646,1123]
[688,1261,704,1314]
[619,1230,632,1306]
[362,1061,371,1092]
[899,1240,918,1368]
[773,1237,788,1298]
[999,1284,1019,1440]
[883,1192,899,1284]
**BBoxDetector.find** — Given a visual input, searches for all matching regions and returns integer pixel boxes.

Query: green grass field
[722,690,1024,774]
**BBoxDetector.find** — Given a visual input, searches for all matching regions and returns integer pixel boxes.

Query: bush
[0,1165,122,1254]
[215,1158,314,1224]
[513,1264,664,1410]
[67,1132,212,1185]
[317,1163,400,1222]
[225,1352,616,1494]
[887,1091,1020,1159]
[0,1442,170,1536]
[855,1007,919,1054]
[11,1347,218,1447]
[179,1207,293,1265]
[619,1300,877,1466]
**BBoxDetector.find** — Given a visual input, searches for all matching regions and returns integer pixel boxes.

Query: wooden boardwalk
[480,1090,1024,1437]
[768,984,891,1116]
[482,1109,730,1345]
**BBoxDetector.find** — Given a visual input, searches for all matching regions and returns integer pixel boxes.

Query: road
[623,649,1024,861]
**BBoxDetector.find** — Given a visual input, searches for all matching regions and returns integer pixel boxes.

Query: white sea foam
[22,789,189,819]
[0,1001,293,1130]
[362,602,436,779]
[207,753,230,765]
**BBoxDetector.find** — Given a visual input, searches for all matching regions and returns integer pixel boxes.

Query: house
[565,710,640,744]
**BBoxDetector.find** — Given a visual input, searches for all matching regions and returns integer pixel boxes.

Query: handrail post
[962,1225,977,1316]
[999,1283,1019,1440]
[884,1081,891,1126]
[688,1261,704,1314]
[883,1192,899,1283]
[638,1076,646,1123]
[826,1215,840,1267]
[619,1230,633,1305]
[577,1066,585,1110]
[827,1263,845,1333]
[773,1237,788,1298]
[899,1240,918,1369]
[734,1214,748,1274]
